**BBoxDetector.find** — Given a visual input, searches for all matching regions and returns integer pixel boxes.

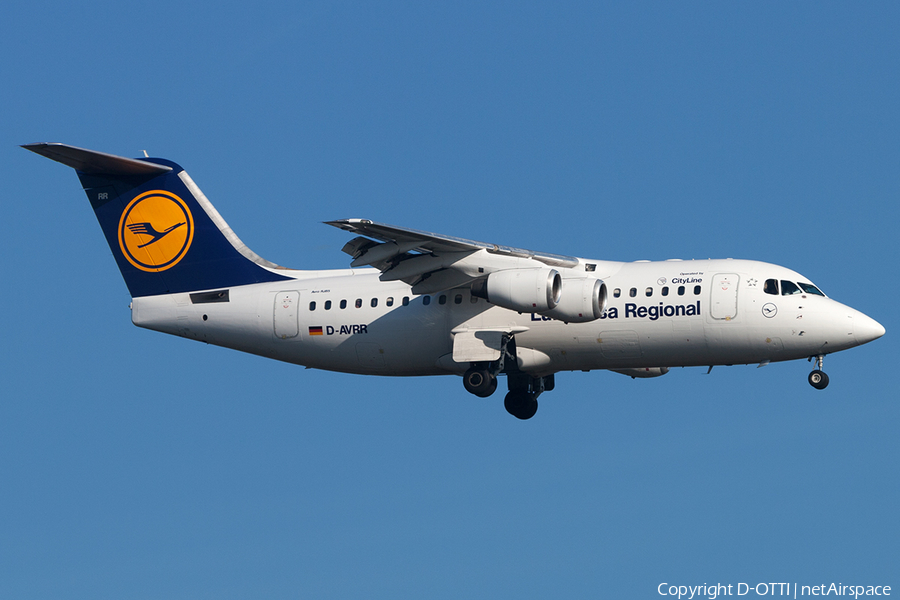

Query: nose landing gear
[808,354,829,390]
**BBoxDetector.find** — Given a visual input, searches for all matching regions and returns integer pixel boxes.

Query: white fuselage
[130,258,881,378]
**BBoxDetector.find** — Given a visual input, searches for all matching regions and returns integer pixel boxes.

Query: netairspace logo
[657,582,892,599]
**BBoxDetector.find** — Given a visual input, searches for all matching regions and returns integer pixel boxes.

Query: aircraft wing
[325,219,580,294]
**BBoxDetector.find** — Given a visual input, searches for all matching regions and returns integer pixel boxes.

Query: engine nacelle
[611,367,670,379]
[472,268,561,313]
[541,277,607,323]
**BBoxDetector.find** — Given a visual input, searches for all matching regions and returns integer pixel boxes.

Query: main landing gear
[462,333,511,400]
[808,354,829,390]
[463,366,498,398]
[460,334,553,419]
[503,372,554,420]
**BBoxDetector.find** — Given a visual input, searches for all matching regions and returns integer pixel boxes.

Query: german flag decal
[309,326,323,336]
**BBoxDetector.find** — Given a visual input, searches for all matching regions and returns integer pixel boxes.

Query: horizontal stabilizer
[21,143,172,177]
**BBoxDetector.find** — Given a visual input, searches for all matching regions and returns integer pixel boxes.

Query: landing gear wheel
[808,370,829,390]
[504,391,538,420]
[464,367,496,397]
[476,376,498,398]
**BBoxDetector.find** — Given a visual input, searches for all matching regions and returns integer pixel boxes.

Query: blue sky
[2,2,897,598]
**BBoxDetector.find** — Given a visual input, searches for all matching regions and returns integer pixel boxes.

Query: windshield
[797,282,825,296]
[781,280,802,295]
[765,278,826,297]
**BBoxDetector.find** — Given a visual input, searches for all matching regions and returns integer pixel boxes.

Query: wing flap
[411,267,480,295]
[326,219,579,292]
[326,219,484,254]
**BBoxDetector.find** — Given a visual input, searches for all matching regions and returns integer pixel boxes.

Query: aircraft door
[710,273,739,320]
[274,291,300,339]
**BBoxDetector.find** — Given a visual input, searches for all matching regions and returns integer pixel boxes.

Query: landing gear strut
[808,354,829,390]
[459,334,556,419]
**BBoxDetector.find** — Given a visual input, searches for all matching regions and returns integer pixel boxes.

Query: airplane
[23,143,886,419]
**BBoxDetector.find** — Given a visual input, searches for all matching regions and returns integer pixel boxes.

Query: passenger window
[371,298,378,308]
[470,294,478,304]
[781,280,802,296]
[355,298,362,308]
[629,288,637,297]
[764,279,779,295]
[693,285,701,295]
[439,295,447,305]
[613,288,621,298]
[645,287,653,297]
[325,300,332,310]
[454,294,462,304]
[309,301,316,311]
[386,297,394,307]
[340,299,347,309]
[423,296,431,306]
[402,296,410,306]
[661,286,669,297]
[798,282,825,296]
[678,286,685,296]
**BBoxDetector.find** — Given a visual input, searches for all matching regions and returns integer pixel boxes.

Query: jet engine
[472,268,562,313]
[541,277,607,323]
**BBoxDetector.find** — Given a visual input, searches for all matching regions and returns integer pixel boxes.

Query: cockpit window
[798,282,825,296]
[764,279,779,295]
[780,280,802,296]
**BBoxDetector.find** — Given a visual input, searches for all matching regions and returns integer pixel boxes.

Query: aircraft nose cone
[853,312,886,346]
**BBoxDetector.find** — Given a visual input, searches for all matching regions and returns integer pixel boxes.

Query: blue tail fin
[23,143,291,297]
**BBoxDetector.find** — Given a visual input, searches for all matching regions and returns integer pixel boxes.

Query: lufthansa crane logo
[118,190,194,272]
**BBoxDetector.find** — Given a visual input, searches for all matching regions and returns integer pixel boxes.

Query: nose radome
[853,312,886,346]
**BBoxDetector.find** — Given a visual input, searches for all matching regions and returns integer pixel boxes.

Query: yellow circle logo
[118,190,194,272]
